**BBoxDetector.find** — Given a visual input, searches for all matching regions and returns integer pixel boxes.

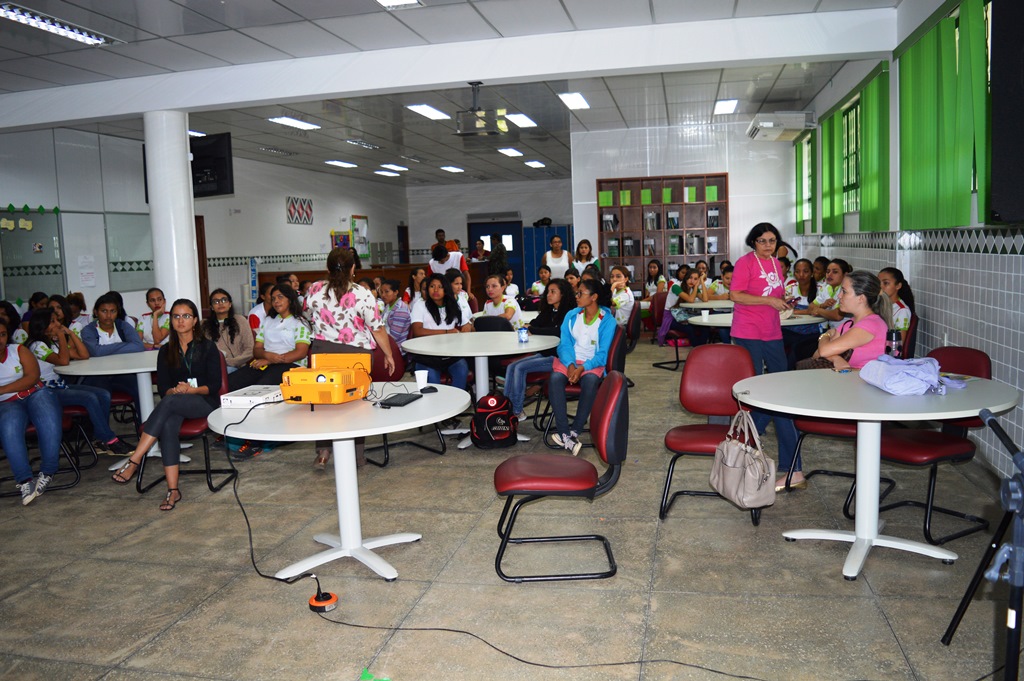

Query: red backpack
[470,394,518,448]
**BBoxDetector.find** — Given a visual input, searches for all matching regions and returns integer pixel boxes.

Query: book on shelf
[706,185,719,202]
[619,190,632,206]
[707,236,718,254]
[598,190,614,207]
[643,238,656,257]
[707,207,720,228]
[623,238,638,257]
[686,233,705,256]
[666,211,680,230]
[668,235,681,255]
[662,187,673,203]
[607,238,620,257]
[601,213,619,232]
[640,188,653,205]
[685,186,697,203]
[643,210,660,231]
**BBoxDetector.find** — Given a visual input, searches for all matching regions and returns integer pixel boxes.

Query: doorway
[468,221,523,292]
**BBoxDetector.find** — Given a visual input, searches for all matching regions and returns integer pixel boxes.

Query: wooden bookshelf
[598,173,729,285]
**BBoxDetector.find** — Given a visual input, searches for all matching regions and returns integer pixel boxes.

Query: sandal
[160,488,182,511]
[111,459,139,485]
[313,449,331,470]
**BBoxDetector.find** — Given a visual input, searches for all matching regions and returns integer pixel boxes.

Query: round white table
[471,310,539,324]
[733,370,1019,579]
[52,352,190,468]
[402,331,559,449]
[687,312,826,327]
[681,300,734,310]
[208,382,470,581]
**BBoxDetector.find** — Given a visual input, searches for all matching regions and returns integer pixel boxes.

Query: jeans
[81,374,140,416]
[670,318,709,347]
[731,337,800,472]
[54,385,116,442]
[0,388,62,482]
[142,394,214,467]
[418,359,469,392]
[549,370,603,437]
[503,353,554,415]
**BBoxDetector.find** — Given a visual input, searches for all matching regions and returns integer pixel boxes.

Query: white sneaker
[18,480,37,506]
[33,474,53,500]
[514,411,527,423]
[564,435,583,457]
[551,433,566,447]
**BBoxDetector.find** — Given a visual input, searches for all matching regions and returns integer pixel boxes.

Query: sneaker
[551,432,566,447]
[565,435,583,457]
[18,480,37,506]
[91,440,114,455]
[229,442,262,461]
[33,474,52,500]
[514,411,527,423]
[105,438,134,456]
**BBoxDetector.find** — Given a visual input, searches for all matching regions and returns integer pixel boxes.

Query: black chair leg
[652,343,684,371]
[365,425,447,468]
[137,435,237,494]
[659,451,719,519]
[878,464,989,545]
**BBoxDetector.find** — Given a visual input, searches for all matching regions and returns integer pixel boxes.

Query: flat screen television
[190,132,234,198]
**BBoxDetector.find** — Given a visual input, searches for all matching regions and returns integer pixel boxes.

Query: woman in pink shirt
[729,222,800,491]
[814,270,892,370]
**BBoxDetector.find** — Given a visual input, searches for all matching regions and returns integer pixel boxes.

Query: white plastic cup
[415,370,429,391]
[701,310,710,321]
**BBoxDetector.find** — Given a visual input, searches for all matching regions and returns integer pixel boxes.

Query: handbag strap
[727,409,763,452]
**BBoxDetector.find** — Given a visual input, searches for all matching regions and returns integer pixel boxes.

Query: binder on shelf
[707,236,719,254]
[644,238,656,257]
[640,188,653,205]
[643,210,660,231]
[598,190,614,207]
[619,190,632,206]
[601,213,619,232]
[685,186,697,203]
[707,207,720,228]
[607,238,620,257]
[666,211,680,230]
[623,238,637,256]
[686,233,705,256]
[706,185,719,202]
[668,235,681,255]
[662,188,673,203]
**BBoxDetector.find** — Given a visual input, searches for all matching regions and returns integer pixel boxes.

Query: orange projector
[281,352,372,405]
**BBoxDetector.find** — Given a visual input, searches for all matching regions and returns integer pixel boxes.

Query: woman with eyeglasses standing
[202,289,254,374]
[110,299,221,511]
[729,223,801,491]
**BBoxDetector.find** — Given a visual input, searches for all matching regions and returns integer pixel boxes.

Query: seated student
[808,258,852,331]
[879,267,915,345]
[444,269,477,313]
[137,287,170,350]
[783,258,820,367]
[469,239,490,260]
[0,322,62,506]
[707,265,734,343]
[111,299,221,511]
[80,292,145,410]
[107,290,137,327]
[357,276,384,317]
[574,239,599,272]
[779,256,795,290]
[504,268,520,299]
[564,266,581,293]
[228,285,311,391]
[20,291,49,330]
[408,273,473,390]
[658,267,709,347]
[379,279,412,348]
[812,271,892,370]
[403,267,427,307]
[503,279,574,421]
[47,295,83,341]
[812,256,830,283]
[716,259,733,280]
[0,301,28,345]
[581,263,604,285]
[27,309,133,455]
[608,265,635,327]
[481,273,522,326]
[248,282,274,331]
[66,292,91,330]
[202,289,253,374]
[528,265,552,297]
[643,259,668,301]
[549,278,617,456]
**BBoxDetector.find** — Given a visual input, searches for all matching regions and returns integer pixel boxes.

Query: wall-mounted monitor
[190,132,234,198]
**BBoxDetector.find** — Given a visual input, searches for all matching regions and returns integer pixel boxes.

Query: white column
[143,110,199,304]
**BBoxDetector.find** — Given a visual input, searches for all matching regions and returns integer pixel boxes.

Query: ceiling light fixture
[187,130,207,138]
[258,147,296,156]
[268,116,321,131]
[557,93,590,110]
[374,0,421,8]
[713,99,739,115]
[375,170,401,177]
[524,161,546,169]
[506,113,537,128]
[346,139,381,150]
[497,148,523,157]
[325,160,357,169]
[407,104,450,121]
[0,2,120,46]
[380,163,408,172]
[440,166,464,173]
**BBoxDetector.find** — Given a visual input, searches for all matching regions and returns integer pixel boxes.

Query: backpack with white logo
[470,393,518,448]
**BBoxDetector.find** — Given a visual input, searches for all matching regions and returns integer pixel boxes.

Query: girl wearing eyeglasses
[202,289,253,374]
[730,222,800,491]
[111,299,221,511]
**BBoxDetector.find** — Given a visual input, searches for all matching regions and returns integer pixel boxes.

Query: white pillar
[143,110,199,304]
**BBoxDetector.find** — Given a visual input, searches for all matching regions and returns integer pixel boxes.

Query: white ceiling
[0,0,903,185]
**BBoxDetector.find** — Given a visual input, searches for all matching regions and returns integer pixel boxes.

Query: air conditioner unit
[745,111,817,142]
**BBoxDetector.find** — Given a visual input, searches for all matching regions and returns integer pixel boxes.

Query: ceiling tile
[562,0,652,30]
[611,87,667,110]
[239,22,357,58]
[665,82,718,104]
[721,65,782,82]
[65,0,229,36]
[106,39,232,71]
[181,0,304,29]
[271,0,385,20]
[604,73,663,91]
[315,12,428,50]
[391,4,500,43]
[473,0,574,37]
[0,70,60,91]
[652,0,736,23]
[0,57,109,86]
[735,0,821,18]
[45,48,169,78]
[169,31,293,64]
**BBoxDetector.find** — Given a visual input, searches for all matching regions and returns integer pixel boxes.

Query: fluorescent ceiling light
[524,161,546,169]
[375,0,421,8]
[713,99,738,115]
[325,160,357,169]
[407,104,450,121]
[497,148,523,157]
[258,147,295,156]
[346,139,380,150]
[557,93,590,110]
[268,116,321,131]
[380,163,408,172]
[506,113,537,128]
[440,166,464,173]
[375,171,401,177]
[0,3,119,46]
[187,130,206,138]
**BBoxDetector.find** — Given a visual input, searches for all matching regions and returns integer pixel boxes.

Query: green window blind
[821,114,844,233]
[860,70,890,231]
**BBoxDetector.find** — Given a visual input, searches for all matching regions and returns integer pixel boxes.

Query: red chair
[650,291,686,371]
[135,354,237,494]
[365,336,448,467]
[659,344,766,525]
[624,300,642,354]
[874,347,992,545]
[493,371,628,582]
[61,405,100,470]
[903,313,919,359]
[0,414,81,496]
[110,390,141,434]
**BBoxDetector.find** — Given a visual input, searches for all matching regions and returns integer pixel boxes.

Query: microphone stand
[941,409,1024,681]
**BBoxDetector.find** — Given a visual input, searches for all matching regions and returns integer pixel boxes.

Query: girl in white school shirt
[879,267,915,344]
[137,287,170,350]
[228,285,311,390]
[481,274,523,326]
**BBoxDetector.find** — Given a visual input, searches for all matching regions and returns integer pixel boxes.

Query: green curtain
[808,132,816,232]
[899,0,988,230]
[821,114,843,233]
[860,71,890,231]
[795,139,805,233]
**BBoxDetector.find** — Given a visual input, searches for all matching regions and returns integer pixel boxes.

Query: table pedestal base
[783,528,958,579]
[275,438,419,581]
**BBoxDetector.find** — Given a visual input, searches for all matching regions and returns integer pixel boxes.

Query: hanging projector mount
[455,81,510,137]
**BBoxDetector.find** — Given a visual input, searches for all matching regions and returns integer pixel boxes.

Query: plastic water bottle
[885,329,902,358]
[517,326,529,343]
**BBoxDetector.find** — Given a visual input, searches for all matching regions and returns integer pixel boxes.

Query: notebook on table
[379,393,423,407]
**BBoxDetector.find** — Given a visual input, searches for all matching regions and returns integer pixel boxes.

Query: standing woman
[541,234,572,280]
[137,287,170,350]
[202,289,253,374]
[574,239,599,272]
[728,223,800,491]
[111,299,221,511]
[305,247,396,469]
